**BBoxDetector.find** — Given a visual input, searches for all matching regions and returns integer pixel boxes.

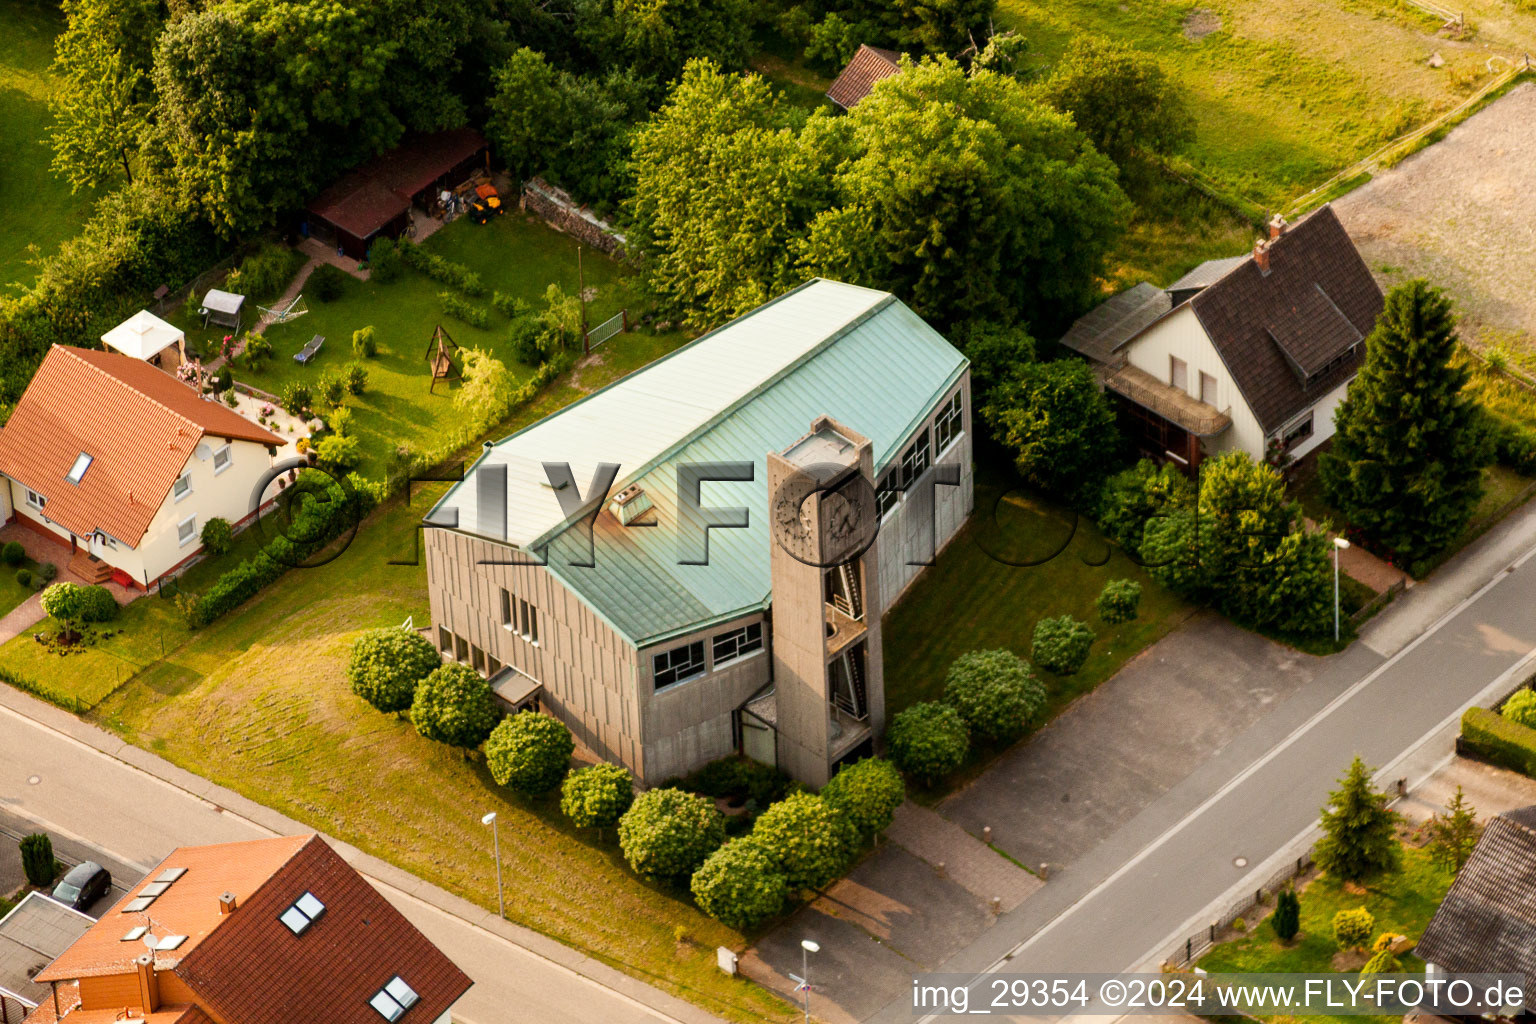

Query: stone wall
[521,178,626,257]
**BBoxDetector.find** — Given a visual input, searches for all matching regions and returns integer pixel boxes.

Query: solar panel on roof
[123,897,155,913]
[155,868,187,883]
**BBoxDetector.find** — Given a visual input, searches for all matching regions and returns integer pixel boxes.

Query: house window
[173,471,192,502]
[66,453,93,484]
[500,589,514,629]
[518,599,539,644]
[876,472,900,519]
[369,977,419,1022]
[471,645,485,674]
[177,515,197,547]
[24,489,45,510]
[1199,371,1218,407]
[212,444,233,475]
[1170,357,1188,392]
[279,891,326,935]
[455,635,468,662]
[934,390,963,454]
[877,428,933,519]
[712,622,764,667]
[487,655,502,677]
[438,626,453,654]
[653,641,706,691]
[1283,412,1315,448]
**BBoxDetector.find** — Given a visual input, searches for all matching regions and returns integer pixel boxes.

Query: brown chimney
[1269,213,1288,239]
[1253,238,1270,274]
[218,891,237,915]
[134,952,160,1013]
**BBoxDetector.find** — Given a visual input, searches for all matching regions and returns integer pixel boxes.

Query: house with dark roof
[23,835,471,1024]
[0,345,284,589]
[1059,205,1384,470]
[826,45,903,109]
[425,279,972,787]
[1417,805,1536,1004]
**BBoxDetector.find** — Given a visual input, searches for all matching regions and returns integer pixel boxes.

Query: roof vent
[609,484,654,526]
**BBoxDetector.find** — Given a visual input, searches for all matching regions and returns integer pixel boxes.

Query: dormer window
[66,453,93,484]
[370,976,419,1021]
[279,891,326,934]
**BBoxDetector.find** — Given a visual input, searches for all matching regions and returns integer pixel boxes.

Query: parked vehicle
[52,861,111,911]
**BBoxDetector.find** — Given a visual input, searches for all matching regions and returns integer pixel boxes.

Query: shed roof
[1166,255,1248,295]
[305,171,411,241]
[361,128,486,201]
[427,279,968,645]
[1417,810,1536,989]
[100,311,184,362]
[1058,282,1172,363]
[0,894,94,1011]
[826,45,903,109]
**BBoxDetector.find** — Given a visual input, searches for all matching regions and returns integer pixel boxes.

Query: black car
[51,861,111,912]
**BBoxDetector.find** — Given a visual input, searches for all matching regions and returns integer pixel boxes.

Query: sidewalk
[0,682,723,1024]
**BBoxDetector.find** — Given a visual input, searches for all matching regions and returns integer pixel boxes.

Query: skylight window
[139,882,171,897]
[124,896,155,913]
[120,926,147,942]
[155,868,187,883]
[279,891,326,935]
[369,977,419,1021]
[65,453,92,484]
[155,935,187,951]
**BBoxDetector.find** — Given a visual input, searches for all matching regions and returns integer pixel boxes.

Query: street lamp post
[481,811,504,919]
[1333,537,1351,641]
[799,939,819,1024]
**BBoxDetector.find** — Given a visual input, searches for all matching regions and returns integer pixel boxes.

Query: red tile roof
[826,45,903,109]
[0,346,282,545]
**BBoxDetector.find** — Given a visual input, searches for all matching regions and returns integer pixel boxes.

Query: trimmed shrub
[345,363,369,396]
[492,291,527,319]
[37,563,56,584]
[200,516,233,556]
[1460,706,1536,776]
[317,369,347,408]
[1360,947,1398,976]
[1332,907,1374,950]
[15,569,32,589]
[942,649,1046,745]
[243,332,272,366]
[279,381,313,415]
[1,541,24,566]
[352,325,377,358]
[368,237,403,284]
[678,757,791,806]
[397,239,485,295]
[485,712,576,797]
[751,792,858,892]
[691,838,789,930]
[617,788,726,880]
[347,626,441,713]
[309,263,348,302]
[19,834,54,887]
[1032,615,1095,675]
[1503,689,1536,729]
[887,702,970,784]
[821,757,904,838]
[314,434,361,471]
[78,585,117,623]
[560,763,635,830]
[440,291,490,329]
[1096,579,1142,625]
[1273,888,1300,942]
[410,663,500,750]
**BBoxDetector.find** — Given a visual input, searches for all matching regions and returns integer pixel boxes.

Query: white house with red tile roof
[0,345,284,588]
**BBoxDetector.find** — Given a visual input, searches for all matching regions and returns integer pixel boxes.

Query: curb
[0,683,723,1024]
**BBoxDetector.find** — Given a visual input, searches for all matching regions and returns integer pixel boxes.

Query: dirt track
[1334,81,1536,346]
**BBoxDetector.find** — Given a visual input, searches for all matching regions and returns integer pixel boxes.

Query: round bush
[352,325,377,358]
[690,837,789,930]
[40,582,87,625]
[617,788,725,880]
[1031,615,1095,675]
[484,711,576,797]
[1096,578,1142,625]
[1503,689,1536,729]
[1360,947,1398,976]
[751,792,858,893]
[1332,907,1375,950]
[15,569,32,589]
[200,516,233,556]
[310,263,348,302]
[79,585,118,623]
[347,626,441,713]
[560,763,635,829]
[887,701,970,783]
[409,663,500,749]
[821,757,904,838]
[942,649,1046,745]
[1,541,23,566]
[368,238,402,284]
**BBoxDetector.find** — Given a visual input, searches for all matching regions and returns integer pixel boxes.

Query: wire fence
[150,253,241,320]
[1163,848,1317,969]
[586,309,627,349]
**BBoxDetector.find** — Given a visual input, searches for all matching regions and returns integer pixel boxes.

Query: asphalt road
[0,701,709,1024]
[874,505,1536,1023]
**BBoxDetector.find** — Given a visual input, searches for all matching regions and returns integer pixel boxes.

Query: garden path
[0,591,43,646]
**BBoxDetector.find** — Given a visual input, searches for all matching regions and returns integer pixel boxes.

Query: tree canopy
[983,358,1119,504]
[1040,36,1193,167]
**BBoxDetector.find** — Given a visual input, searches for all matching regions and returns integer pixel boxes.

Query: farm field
[0,0,96,294]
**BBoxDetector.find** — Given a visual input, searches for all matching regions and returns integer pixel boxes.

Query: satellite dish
[142,933,159,953]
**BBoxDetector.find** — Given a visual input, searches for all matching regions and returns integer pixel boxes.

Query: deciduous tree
[750,792,858,892]
[887,701,969,783]
[690,837,788,930]
[821,757,905,837]
[983,359,1118,503]
[1040,36,1193,167]
[560,763,635,832]
[410,663,500,751]
[942,649,1045,744]
[618,788,726,879]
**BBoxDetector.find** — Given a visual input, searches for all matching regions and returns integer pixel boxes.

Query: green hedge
[1461,705,1536,776]
[189,474,376,627]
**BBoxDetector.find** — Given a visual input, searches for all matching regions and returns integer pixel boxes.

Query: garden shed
[100,309,185,371]
[304,129,489,260]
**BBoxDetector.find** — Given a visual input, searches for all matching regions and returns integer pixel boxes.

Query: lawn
[882,450,1195,725]
[167,213,675,480]
[996,0,1499,212]
[0,0,97,294]
[0,554,43,620]
[0,596,188,709]
[1198,844,1453,1024]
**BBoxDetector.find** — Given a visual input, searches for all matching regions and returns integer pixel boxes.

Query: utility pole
[578,246,589,356]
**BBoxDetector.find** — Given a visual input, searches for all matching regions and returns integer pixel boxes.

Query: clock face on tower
[771,470,878,567]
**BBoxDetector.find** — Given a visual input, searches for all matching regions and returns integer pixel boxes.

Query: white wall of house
[3,435,276,585]
[1280,376,1352,461]
[1124,307,1266,461]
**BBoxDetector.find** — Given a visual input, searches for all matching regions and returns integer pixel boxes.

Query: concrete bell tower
[765,415,885,787]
